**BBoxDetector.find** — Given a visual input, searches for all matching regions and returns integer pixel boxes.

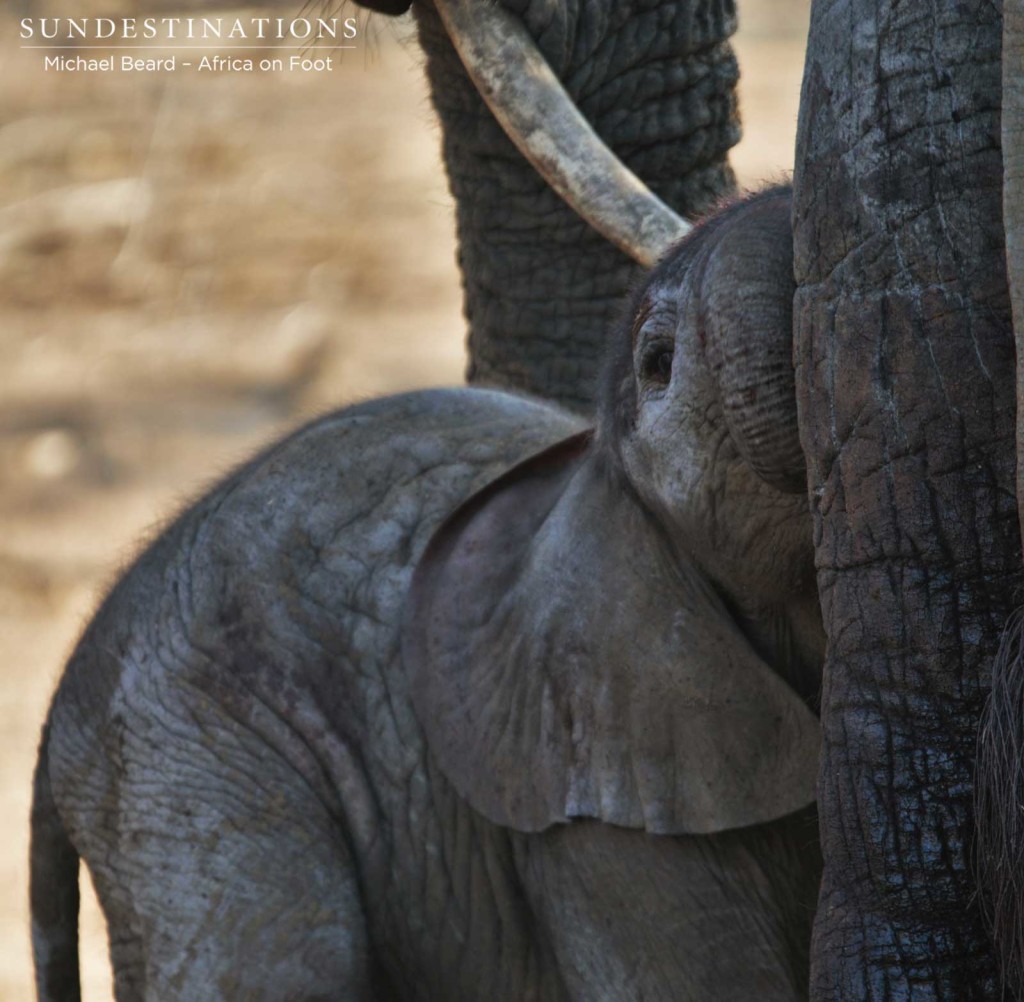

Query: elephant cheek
[626,414,717,534]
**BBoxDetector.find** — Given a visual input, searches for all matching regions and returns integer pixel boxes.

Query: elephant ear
[403,437,820,835]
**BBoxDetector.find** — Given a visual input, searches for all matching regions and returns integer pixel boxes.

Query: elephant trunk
[794,0,1019,995]
[703,189,805,494]
[432,0,692,267]
[414,0,740,413]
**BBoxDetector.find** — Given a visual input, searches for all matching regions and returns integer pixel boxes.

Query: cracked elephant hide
[792,0,1022,995]
[31,190,825,1000]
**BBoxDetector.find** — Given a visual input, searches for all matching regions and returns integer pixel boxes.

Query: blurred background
[0,2,809,997]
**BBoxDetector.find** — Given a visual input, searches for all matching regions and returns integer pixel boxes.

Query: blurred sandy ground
[0,3,808,998]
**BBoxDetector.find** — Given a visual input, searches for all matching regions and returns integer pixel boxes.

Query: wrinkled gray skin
[408,0,741,412]
[792,0,1019,994]
[32,191,824,1000]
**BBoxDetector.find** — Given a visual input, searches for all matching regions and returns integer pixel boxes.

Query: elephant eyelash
[630,298,655,347]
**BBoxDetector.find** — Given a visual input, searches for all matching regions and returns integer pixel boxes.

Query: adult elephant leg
[414,0,740,412]
[975,1,1024,991]
[793,0,1019,995]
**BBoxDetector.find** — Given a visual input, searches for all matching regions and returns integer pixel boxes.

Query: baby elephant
[32,187,822,1000]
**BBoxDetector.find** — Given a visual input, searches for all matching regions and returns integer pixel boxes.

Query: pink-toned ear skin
[402,432,820,837]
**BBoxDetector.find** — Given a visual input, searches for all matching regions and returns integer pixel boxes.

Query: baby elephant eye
[642,343,674,385]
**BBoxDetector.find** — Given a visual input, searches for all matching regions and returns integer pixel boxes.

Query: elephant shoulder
[49,386,584,810]
[61,388,580,658]
[194,386,584,570]
[70,387,578,696]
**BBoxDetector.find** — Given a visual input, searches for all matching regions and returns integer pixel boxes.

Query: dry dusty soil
[0,3,809,997]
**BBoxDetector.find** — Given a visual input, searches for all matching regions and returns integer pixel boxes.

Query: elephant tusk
[433,0,692,268]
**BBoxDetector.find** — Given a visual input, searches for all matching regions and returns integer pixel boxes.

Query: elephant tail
[977,608,1024,996]
[30,720,81,1002]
